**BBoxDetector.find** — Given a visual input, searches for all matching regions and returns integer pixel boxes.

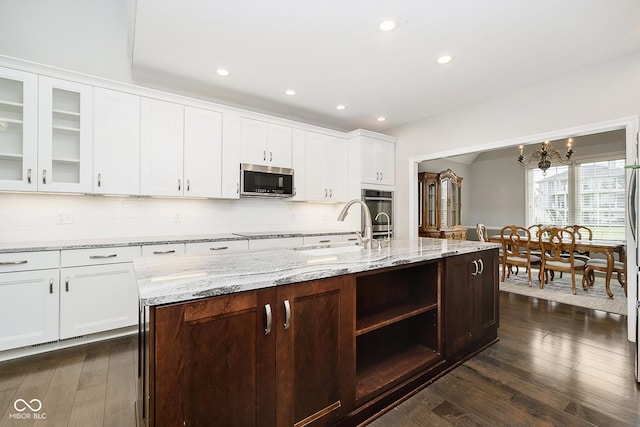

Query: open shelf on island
[355,312,442,402]
[355,261,442,403]
[356,300,437,336]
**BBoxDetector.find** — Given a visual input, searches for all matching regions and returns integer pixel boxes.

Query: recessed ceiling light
[285,89,296,96]
[216,68,230,77]
[436,55,453,65]
[379,19,397,32]
[336,105,346,110]
[377,117,386,122]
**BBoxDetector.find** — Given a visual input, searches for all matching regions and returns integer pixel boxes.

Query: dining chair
[567,225,593,263]
[538,227,587,294]
[476,223,488,242]
[500,225,540,286]
[582,246,627,297]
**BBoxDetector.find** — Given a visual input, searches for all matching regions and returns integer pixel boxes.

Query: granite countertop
[0,230,356,253]
[134,238,500,307]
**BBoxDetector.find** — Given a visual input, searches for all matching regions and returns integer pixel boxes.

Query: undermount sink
[296,245,363,256]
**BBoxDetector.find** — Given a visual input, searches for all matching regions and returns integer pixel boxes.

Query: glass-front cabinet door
[0,67,38,191]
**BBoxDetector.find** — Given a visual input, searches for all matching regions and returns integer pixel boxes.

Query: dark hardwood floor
[0,291,638,426]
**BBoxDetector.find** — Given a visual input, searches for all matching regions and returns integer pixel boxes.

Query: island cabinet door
[151,288,277,427]
[275,276,356,427]
[444,249,498,357]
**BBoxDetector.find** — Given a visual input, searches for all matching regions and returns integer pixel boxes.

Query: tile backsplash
[0,193,359,243]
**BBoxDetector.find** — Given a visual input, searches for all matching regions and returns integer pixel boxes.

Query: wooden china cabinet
[418,169,466,240]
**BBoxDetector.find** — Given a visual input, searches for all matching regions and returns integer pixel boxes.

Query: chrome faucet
[374,212,391,243]
[337,199,373,249]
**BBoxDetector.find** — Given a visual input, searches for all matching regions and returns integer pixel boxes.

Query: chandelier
[517,138,574,174]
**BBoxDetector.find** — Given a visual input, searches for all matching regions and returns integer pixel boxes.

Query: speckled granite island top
[134,237,499,306]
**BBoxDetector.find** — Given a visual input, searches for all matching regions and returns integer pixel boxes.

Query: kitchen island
[134,237,500,427]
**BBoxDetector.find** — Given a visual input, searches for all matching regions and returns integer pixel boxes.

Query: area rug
[499,268,627,315]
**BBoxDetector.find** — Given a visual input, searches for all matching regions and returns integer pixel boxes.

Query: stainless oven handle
[362,197,393,201]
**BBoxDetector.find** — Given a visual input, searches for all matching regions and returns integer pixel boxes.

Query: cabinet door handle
[153,250,176,255]
[236,183,240,194]
[269,151,273,162]
[477,258,484,275]
[49,278,54,294]
[178,179,181,192]
[186,179,190,192]
[324,189,328,197]
[27,168,32,184]
[0,260,28,266]
[65,277,69,292]
[264,304,272,335]
[263,150,267,161]
[471,260,478,276]
[97,173,102,187]
[380,172,383,180]
[209,246,229,251]
[329,189,332,198]
[283,300,291,330]
[89,254,117,259]
[376,172,380,180]
[42,169,47,185]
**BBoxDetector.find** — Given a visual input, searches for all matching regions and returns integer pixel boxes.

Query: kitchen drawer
[185,240,249,255]
[0,251,59,273]
[141,243,185,258]
[248,237,303,250]
[61,246,142,267]
[342,233,359,244]
[303,235,344,246]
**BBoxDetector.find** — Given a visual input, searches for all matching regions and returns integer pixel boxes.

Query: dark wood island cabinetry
[136,240,499,427]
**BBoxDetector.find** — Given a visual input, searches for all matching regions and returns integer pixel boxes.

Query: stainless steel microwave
[240,163,295,198]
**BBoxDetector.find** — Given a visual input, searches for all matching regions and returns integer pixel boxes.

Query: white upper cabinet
[240,118,292,168]
[140,97,184,196]
[221,113,241,199]
[183,106,222,198]
[305,132,347,202]
[0,67,38,191]
[361,136,395,186]
[291,129,306,200]
[38,76,93,193]
[93,87,141,195]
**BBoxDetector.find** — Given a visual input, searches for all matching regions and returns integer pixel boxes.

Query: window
[526,154,626,239]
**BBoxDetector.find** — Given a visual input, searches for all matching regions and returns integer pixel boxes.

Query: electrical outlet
[58,213,74,224]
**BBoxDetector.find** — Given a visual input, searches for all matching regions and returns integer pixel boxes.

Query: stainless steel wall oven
[361,189,393,239]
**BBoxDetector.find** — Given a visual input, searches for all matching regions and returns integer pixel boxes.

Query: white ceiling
[130,0,640,132]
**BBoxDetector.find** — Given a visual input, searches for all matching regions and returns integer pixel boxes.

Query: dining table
[488,234,625,298]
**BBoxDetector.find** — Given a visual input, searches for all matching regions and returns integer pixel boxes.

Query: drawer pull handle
[153,250,176,255]
[49,279,54,294]
[264,304,272,335]
[65,277,69,292]
[209,246,229,251]
[0,260,28,266]
[319,240,331,243]
[89,254,118,259]
[283,300,291,330]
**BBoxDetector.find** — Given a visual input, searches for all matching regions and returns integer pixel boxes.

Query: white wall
[389,52,640,239]
[0,0,133,84]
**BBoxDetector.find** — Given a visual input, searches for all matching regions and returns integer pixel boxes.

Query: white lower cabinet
[248,237,303,250]
[0,268,59,351]
[185,240,248,254]
[59,263,137,339]
[59,246,140,339]
[141,243,185,258]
